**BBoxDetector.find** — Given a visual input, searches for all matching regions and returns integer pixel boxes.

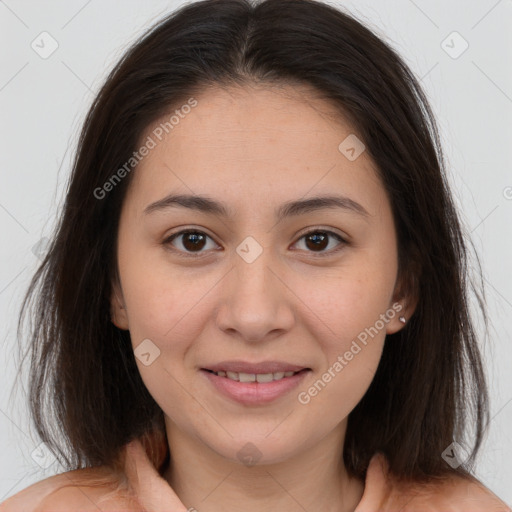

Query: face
[111,84,413,466]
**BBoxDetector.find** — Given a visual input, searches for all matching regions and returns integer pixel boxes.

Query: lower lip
[201,369,311,405]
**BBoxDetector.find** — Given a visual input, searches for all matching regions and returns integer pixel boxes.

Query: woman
[2,0,510,510]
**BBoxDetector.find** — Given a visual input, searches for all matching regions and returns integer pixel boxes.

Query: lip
[202,360,311,374]
[201,368,311,405]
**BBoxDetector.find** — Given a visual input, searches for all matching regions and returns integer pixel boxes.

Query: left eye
[293,230,346,254]
[163,229,346,257]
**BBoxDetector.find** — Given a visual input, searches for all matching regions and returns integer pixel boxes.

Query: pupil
[183,232,206,251]
[306,232,328,251]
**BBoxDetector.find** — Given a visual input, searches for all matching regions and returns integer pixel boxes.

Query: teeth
[213,370,300,382]
[256,373,274,383]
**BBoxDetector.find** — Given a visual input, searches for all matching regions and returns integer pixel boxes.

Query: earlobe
[386,297,417,335]
[385,302,404,335]
[386,263,420,335]
[110,281,129,330]
[111,307,129,330]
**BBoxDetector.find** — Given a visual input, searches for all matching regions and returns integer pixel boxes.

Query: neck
[162,418,365,512]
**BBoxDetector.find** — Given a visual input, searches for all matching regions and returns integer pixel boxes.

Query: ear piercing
[399,316,406,324]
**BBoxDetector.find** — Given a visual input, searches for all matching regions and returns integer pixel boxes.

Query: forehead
[156,83,355,150]
[125,84,385,216]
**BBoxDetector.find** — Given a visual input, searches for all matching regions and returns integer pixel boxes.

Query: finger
[124,439,189,512]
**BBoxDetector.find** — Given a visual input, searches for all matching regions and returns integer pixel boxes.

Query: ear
[110,277,129,330]
[386,260,420,335]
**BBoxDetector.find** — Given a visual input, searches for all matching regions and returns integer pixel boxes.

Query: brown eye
[181,232,207,251]
[163,228,346,258]
[164,230,217,255]
[304,232,329,251]
[294,230,346,255]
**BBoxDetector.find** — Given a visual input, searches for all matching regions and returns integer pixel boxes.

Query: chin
[204,431,304,467]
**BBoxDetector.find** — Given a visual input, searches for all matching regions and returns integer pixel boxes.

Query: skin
[110,83,417,512]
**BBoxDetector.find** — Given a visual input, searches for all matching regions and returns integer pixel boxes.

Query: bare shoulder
[440,475,511,511]
[371,453,511,511]
[400,473,512,512]
[0,466,139,512]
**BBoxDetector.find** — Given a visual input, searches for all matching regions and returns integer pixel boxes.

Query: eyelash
[162,227,347,258]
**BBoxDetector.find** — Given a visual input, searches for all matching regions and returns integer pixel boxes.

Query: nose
[214,245,296,343]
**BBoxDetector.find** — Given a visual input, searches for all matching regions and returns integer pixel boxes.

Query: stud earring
[399,316,406,324]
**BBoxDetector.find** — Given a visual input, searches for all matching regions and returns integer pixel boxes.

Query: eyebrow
[143,193,370,222]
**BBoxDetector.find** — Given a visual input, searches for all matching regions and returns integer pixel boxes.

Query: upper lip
[202,360,311,374]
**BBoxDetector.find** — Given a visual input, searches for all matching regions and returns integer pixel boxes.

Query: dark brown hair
[15,0,490,485]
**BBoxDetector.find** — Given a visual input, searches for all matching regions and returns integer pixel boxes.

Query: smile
[200,368,311,405]
[203,368,302,382]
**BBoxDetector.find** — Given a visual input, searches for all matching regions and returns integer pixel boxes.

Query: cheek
[123,272,207,347]
[297,250,396,390]
[120,261,211,417]
[299,255,397,338]
[118,233,195,334]
[296,272,390,418]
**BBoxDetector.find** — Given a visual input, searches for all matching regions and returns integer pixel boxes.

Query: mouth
[201,368,311,383]
[200,367,312,405]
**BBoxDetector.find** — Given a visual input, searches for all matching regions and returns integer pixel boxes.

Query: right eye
[162,229,220,257]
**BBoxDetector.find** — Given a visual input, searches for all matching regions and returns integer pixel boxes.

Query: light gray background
[1,0,511,506]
